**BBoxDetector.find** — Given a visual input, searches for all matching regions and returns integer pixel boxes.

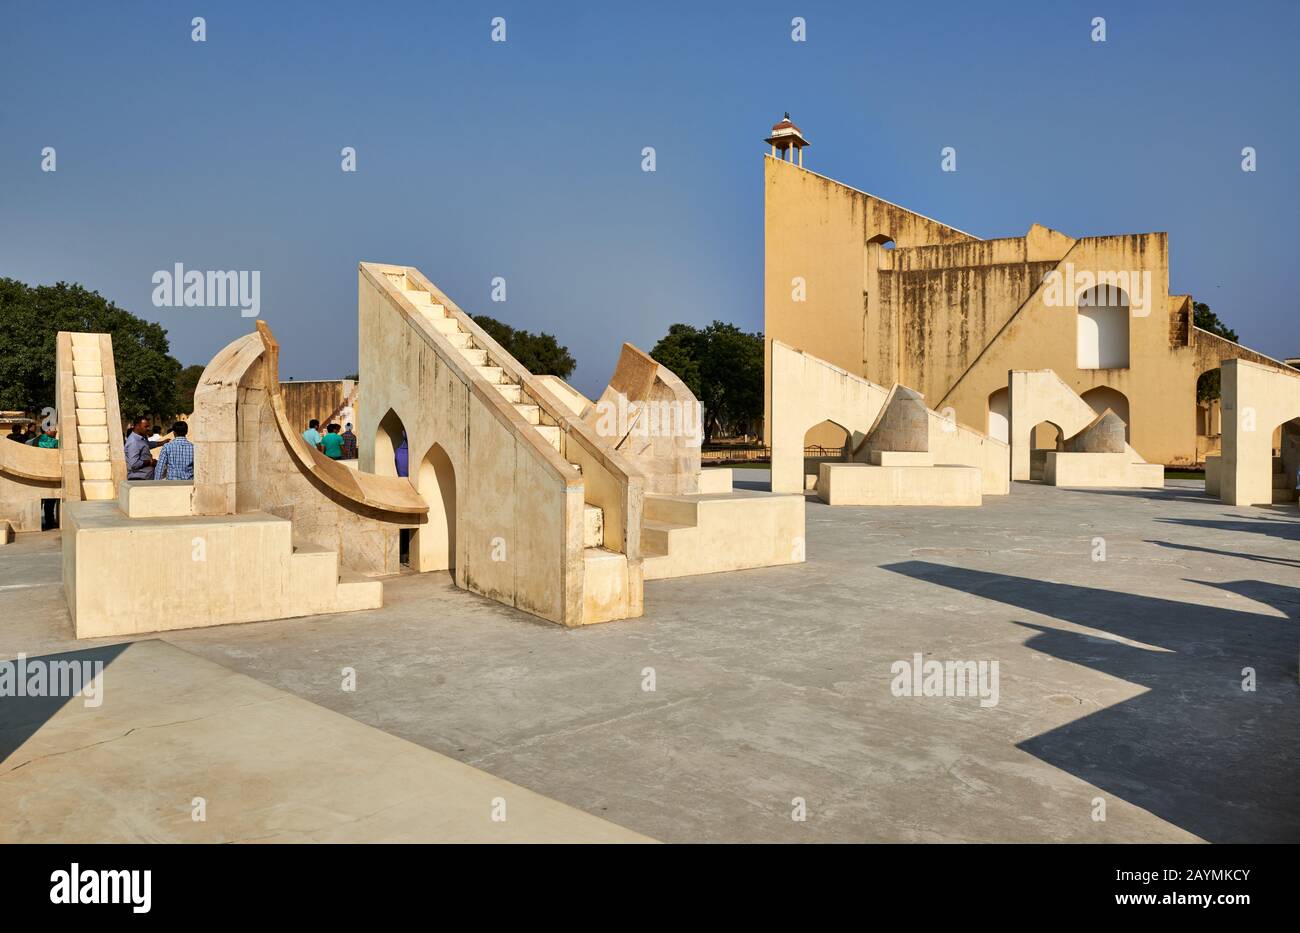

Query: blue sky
[2,0,1296,396]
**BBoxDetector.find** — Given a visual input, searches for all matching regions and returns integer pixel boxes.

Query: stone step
[76,408,107,426]
[74,391,106,410]
[288,544,340,596]
[78,425,109,444]
[71,346,101,362]
[78,443,110,462]
[403,289,433,306]
[583,504,604,549]
[73,375,104,393]
[535,424,562,452]
[81,479,117,501]
[460,348,489,366]
[80,461,112,481]
[430,316,461,334]
[514,403,541,425]
[336,571,384,612]
[496,383,523,404]
[72,360,102,377]
[644,495,700,527]
[445,331,473,349]
[69,333,100,348]
[476,365,505,384]
[581,547,630,625]
[641,518,691,556]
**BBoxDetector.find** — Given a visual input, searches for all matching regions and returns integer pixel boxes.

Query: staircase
[397,283,606,554]
[67,333,117,501]
[640,490,805,580]
[67,491,382,637]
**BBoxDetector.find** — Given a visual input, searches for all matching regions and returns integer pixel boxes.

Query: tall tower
[765,113,809,167]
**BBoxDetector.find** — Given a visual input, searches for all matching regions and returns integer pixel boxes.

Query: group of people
[302,419,358,461]
[125,417,194,481]
[5,423,60,448]
[8,412,357,480]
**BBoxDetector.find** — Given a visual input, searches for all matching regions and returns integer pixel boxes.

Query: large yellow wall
[763,154,1288,465]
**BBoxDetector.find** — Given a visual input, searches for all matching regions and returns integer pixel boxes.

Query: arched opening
[803,420,850,491]
[987,387,1009,444]
[375,409,408,479]
[1266,418,1300,507]
[412,442,457,573]
[1076,285,1130,369]
[1194,366,1223,462]
[866,233,896,250]
[1029,420,1063,481]
[1081,386,1131,442]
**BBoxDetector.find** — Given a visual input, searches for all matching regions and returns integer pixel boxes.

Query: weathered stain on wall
[764,153,1293,465]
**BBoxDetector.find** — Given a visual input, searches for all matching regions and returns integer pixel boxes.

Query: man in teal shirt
[320,423,345,460]
[302,418,322,450]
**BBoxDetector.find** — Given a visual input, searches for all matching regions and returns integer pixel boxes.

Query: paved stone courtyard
[3,476,1297,842]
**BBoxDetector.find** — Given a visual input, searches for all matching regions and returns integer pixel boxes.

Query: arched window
[1081,386,1131,442]
[375,409,407,479]
[987,387,1009,444]
[413,442,457,573]
[1076,285,1130,369]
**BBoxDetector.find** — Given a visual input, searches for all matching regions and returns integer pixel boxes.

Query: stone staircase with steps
[68,485,382,637]
[639,489,804,581]
[393,279,618,605]
[55,332,128,503]
[68,335,115,500]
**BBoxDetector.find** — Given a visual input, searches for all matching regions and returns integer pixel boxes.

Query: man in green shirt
[36,426,59,448]
[320,423,345,460]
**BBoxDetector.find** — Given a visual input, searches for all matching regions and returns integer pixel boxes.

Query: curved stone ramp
[0,437,60,483]
[0,436,61,536]
[192,327,427,521]
[255,322,427,516]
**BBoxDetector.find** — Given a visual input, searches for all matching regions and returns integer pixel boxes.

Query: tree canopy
[472,315,576,378]
[1193,300,1239,402]
[0,278,187,420]
[649,321,764,442]
[174,364,206,417]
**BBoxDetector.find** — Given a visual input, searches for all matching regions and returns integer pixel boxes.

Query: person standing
[320,423,345,460]
[395,434,409,477]
[341,422,358,460]
[153,422,195,480]
[302,418,323,451]
[125,417,155,480]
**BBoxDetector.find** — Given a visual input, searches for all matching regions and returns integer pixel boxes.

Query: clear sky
[2,0,1296,396]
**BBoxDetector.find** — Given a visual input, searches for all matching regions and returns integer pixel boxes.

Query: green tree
[649,321,764,442]
[472,315,576,377]
[174,364,206,416]
[0,278,184,420]
[1193,300,1239,402]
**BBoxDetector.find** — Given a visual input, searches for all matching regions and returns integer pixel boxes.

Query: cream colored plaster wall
[1220,359,1300,506]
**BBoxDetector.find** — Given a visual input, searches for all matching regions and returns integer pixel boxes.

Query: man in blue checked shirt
[152,421,195,481]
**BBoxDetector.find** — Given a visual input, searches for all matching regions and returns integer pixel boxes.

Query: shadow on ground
[1154,512,1300,543]
[880,560,1300,843]
[0,643,130,765]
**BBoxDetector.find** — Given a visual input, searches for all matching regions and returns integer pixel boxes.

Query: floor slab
[2,477,1297,842]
